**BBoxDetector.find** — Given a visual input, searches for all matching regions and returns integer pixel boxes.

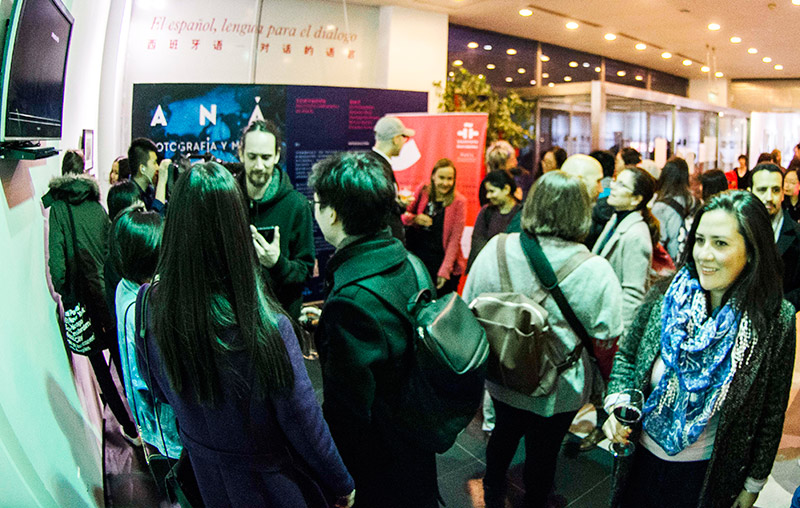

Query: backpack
[351,253,489,454]
[469,234,594,397]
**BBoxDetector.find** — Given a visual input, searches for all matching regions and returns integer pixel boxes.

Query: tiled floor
[105,346,800,507]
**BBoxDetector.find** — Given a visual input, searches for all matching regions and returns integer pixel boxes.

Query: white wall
[688,77,729,108]
[0,0,110,505]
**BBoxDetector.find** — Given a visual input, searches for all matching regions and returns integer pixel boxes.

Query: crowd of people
[42,115,799,508]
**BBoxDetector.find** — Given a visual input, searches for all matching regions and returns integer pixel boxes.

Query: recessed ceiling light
[635,43,647,51]
[605,33,617,41]
[582,62,590,68]
[530,80,536,85]
[478,74,485,79]
[505,77,513,82]
[548,83,555,87]
[517,67,526,74]
[682,59,692,66]
[540,55,550,62]
[566,21,579,30]
[793,0,800,5]
[775,64,784,70]
[542,72,550,78]
[715,71,724,77]
[486,64,496,70]
[467,42,479,49]
[453,60,463,66]
[661,52,672,59]
[708,23,721,31]
[507,48,517,55]
[449,71,455,77]
[595,66,602,72]
[564,76,573,82]
[730,36,742,43]
[701,66,710,72]
[635,75,644,81]
[763,56,772,63]
[569,61,579,68]
[484,45,493,51]
[748,48,758,54]
[617,70,627,77]
[519,7,533,16]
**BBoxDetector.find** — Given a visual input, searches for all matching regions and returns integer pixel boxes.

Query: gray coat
[608,294,795,508]
[592,211,652,330]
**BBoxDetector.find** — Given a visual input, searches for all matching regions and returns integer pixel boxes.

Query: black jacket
[367,150,405,243]
[316,231,437,507]
[238,169,315,319]
[778,214,800,310]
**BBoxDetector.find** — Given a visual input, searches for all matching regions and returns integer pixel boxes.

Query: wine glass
[609,388,644,457]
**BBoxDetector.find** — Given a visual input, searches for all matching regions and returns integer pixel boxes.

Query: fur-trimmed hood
[42,173,101,208]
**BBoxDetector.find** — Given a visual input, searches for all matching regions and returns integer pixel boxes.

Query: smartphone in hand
[256,225,276,243]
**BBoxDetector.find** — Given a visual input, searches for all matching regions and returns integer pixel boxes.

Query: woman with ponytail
[592,166,658,331]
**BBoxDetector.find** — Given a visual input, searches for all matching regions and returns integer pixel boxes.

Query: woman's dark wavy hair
[484,169,517,197]
[110,205,162,284]
[682,190,783,335]
[623,166,660,249]
[152,161,293,406]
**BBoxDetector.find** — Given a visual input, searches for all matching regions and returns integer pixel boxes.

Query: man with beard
[238,120,315,319]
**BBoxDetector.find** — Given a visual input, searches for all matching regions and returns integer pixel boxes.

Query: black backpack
[351,253,489,453]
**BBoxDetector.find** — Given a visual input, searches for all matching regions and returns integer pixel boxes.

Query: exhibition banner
[392,113,488,225]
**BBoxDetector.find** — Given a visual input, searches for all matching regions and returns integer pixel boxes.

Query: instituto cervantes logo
[456,122,481,150]
[457,122,480,141]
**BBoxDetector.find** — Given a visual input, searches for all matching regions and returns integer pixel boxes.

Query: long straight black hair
[152,162,293,406]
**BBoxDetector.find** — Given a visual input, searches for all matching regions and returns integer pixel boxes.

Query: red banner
[389,113,488,226]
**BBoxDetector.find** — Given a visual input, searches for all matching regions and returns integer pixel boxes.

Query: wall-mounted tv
[0,0,73,142]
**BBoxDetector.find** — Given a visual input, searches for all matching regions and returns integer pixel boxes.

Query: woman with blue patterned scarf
[603,190,795,508]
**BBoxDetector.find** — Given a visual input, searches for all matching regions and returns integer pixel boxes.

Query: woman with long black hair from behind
[136,162,355,507]
[652,157,697,261]
[604,191,794,508]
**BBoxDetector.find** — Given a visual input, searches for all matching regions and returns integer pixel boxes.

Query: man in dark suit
[311,151,438,508]
[750,163,800,309]
[369,115,414,242]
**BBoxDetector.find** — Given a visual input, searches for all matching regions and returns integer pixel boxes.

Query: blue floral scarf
[642,267,747,455]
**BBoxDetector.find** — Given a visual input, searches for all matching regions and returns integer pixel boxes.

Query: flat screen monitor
[0,0,73,141]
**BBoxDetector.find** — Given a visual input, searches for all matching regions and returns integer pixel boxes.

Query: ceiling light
[530,80,536,85]
[617,70,627,77]
[486,63,496,70]
[595,66,602,72]
[682,59,692,66]
[775,64,784,70]
[715,71,724,77]
[582,62,590,68]
[519,7,533,16]
[542,72,550,78]
[661,52,672,59]
[453,60,463,66]
[763,56,772,63]
[794,0,800,4]
[540,55,550,62]
[505,77,513,82]
[569,61,579,68]
[507,48,517,55]
[748,48,758,54]
[566,21,579,30]
[548,83,555,87]
[701,66,710,72]
[635,43,647,50]
[484,44,493,50]
[708,23,721,31]
[478,74,485,79]
[467,42,479,49]
[448,71,454,77]
[605,33,617,41]
[517,67,526,74]
[635,75,644,81]
[564,76,573,82]
[730,36,742,43]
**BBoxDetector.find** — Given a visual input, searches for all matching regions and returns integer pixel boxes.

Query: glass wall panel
[650,70,689,97]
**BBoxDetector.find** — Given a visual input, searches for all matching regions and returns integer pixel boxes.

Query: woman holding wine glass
[603,190,796,508]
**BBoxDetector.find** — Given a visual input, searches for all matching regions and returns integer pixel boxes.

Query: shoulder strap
[519,232,596,358]
[65,204,80,296]
[495,234,513,292]
[662,197,687,219]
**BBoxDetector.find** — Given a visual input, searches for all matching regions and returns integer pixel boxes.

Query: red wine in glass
[613,405,642,426]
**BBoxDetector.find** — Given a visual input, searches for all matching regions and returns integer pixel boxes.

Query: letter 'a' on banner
[389,113,488,227]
